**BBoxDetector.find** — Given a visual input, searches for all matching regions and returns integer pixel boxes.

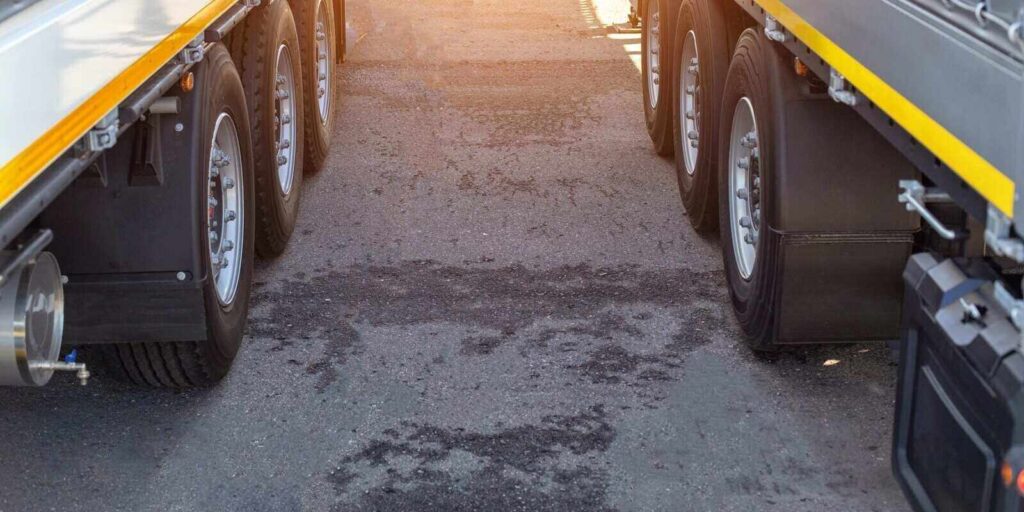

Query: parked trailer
[637,0,1024,509]
[0,0,344,388]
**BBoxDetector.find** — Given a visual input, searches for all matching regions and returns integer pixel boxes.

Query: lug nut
[226,210,237,222]
[278,155,289,166]
[223,177,235,189]
[737,157,749,170]
[736,188,748,200]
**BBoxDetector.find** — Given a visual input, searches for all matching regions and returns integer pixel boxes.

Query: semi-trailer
[634,0,1024,510]
[0,0,344,388]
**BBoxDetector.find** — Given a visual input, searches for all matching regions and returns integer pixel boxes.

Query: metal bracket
[898,180,961,240]
[81,110,119,153]
[764,15,788,42]
[985,204,1024,262]
[828,68,857,106]
[994,280,1024,331]
[181,35,205,65]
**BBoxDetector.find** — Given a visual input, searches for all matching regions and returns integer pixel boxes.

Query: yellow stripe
[0,0,235,210]
[757,0,1016,217]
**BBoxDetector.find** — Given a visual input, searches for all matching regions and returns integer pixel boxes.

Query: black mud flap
[894,253,1024,512]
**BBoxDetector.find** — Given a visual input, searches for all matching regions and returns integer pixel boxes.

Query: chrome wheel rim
[645,0,660,108]
[274,42,298,195]
[728,97,761,281]
[679,30,700,175]
[314,0,334,126]
[208,112,245,305]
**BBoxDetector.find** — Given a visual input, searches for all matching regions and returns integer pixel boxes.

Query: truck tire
[294,0,339,173]
[642,0,674,156]
[102,44,256,387]
[671,0,730,233]
[230,0,306,257]
[717,30,779,351]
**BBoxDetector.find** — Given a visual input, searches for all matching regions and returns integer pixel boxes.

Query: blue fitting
[64,349,78,364]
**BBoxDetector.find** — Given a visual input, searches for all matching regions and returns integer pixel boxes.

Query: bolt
[687,130,698,141]
[277,75,286,86]
[686,85,695,94]
[278,155,289,166]
[282,114,292,125]
[736,188,748,200]
[277,88,290,100]
[226,210,237,222]
[737,158,749,170]
[741,132,758,148]
[652,65,659,74]
[318,87,326,98]
[685,109,695,120]
[739,216,752,228]
[176,271,187,281]
[688,64,698,75]
[319,52,328,61]
[223,240,234,252]
[744,232,758,245]
[689,140,698,148]
[175,123,185,132]
[61,275,69,284]
[653,76,660,85]
[279,139,291,150]
[209,231,219,243]
[223,177,235,189]
[209,196,218,208]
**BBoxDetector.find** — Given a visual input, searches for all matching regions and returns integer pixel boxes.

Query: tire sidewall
[673,0,727,229]
[264,1,305,226]
[200,45,256,363]
[718,30,776,338]
[642,0,673,150]
[298,0,338,164]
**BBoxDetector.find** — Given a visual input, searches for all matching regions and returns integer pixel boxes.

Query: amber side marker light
[181,71,195,92]
[794,57,809,77]
[1002,461,1014,487]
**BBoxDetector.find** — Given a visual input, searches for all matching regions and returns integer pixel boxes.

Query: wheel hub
[274,43,298,195]
[208,113,244,305]
[680,30,700,175]
[645,1,661,108]
[314,0,334,126]
[728,97,762,280]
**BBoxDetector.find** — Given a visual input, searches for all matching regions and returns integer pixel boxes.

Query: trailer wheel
[642,0,674,156]
[672,0,729,232]
[295,0,339,172]
[102,45,255,387]
[230,0,306,257]
[718,30,779,351]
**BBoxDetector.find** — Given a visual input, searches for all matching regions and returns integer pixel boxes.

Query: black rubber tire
[230,0,306,258]
[294,0,339,173]
[672,0,730,233]
[717,30,781,351]
[642,0,675,157]
[101,45,256,387]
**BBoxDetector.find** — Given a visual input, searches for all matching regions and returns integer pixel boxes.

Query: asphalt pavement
[0,1,909,510]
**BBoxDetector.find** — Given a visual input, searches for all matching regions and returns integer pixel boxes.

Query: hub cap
[645,0,660,108]
[679,30,700,175]
[274,43,298,195]
[727,97,761,280]
[314,0,335,126]
[208,113,245,305]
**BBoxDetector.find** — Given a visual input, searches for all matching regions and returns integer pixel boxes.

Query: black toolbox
[895,253,1024,511]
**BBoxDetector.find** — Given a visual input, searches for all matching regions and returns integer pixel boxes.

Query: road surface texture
[0,1,910,511]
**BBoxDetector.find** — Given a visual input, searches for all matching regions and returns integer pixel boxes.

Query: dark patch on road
[327,406,616,511]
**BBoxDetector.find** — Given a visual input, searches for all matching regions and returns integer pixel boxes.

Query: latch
[898,180,962,240]
[80,110,119,153]
[181,35,205,65]
[828,67,857,106]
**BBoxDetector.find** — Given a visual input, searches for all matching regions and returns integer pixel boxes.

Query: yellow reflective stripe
[757,0,1016,217]
[0,0,235,210]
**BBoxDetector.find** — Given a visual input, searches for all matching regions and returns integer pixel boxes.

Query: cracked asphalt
[0,1,909,511]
